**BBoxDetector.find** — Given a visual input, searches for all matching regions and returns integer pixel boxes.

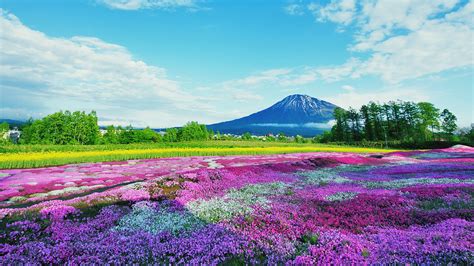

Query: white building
[3,127,21,143]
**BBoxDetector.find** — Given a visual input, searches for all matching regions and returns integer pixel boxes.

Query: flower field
[0,142,394,169]
[0,145,473,264]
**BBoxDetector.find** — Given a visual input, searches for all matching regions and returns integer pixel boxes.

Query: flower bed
[0,146,473,264]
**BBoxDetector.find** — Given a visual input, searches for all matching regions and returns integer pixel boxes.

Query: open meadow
[0,145,473,264]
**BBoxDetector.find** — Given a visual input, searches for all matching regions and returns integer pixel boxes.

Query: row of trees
[18,111,216,145]
[100,121,213,144]
[326,101,459,143]
[21,111,100,145]
[7,107,473,146]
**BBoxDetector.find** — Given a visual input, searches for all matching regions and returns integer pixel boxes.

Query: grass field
[0,141,399,169]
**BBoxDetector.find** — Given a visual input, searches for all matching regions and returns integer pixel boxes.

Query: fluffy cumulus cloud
[284,3,305,15]
[219,59,362,89]
[97,0,200,10]
[282,0,473,84]
[308,0,356,26]
[311,0,473,83]
[326,86,430,109]
[0,9,212,127]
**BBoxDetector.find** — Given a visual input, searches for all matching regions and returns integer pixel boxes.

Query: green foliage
[241,132,252,140]
[20,111,99,145]
[440,109,457,140]
[313,131,332,143]
[277,133,287,142]
[177,121,209,141]
[163,128,179,142]
[102,125,161,144]
[0,122,10,145]
[417,102,440,141]
[265,135,276,142]
[102,125,119,144]
[294,135,305,143]
[0,122,9,132]
[301,233,319,245]
[326,100,457,144]
[457,126,474,143]
[361,249,370,258]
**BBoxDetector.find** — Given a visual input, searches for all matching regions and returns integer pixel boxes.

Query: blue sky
[0,0,473,128]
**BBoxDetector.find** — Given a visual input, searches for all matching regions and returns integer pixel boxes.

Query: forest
[320,101,471,145]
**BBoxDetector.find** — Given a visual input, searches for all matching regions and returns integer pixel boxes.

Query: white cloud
[97,0,200,10]
[341,85,355,91]
[303,0,473,83]
[252,121,334,129]
[232,91,264,102]
[237,68,293,86]
[326,87,430,109]
[219,68,295,91]
[285,4,305,16]
[221,59,362,89]
[308,0,356,26]
[0,9,212,127]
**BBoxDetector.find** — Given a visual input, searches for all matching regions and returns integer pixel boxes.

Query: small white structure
[3,127,21,143]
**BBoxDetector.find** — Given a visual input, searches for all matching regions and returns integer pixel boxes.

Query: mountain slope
[208,94,338,136]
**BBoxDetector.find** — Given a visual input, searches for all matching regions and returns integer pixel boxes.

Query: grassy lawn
[0,141,400,169]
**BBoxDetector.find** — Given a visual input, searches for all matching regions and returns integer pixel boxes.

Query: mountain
[208,94,339,137]
[0,119,26,128]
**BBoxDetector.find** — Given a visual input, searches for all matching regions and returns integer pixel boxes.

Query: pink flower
[40,205,76,220]
[121,189,150,202]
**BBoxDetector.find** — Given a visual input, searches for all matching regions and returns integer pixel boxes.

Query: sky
[0,0,473,128]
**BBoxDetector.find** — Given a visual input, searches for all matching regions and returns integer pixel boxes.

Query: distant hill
[208,94,338,137]
[0,119,26,128]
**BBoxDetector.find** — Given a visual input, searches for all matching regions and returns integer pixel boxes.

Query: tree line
[101,121,212,144]
[2,106,472,146]
[15,111,215,145]
[320,100,465,143]
[21,111,100,145]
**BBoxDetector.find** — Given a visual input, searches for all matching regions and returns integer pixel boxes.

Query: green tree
[102,125,119,144]
[207,129,215,140]
[277,132,287,142]
[20,111,99,145]
[313,131,332,143]
[360,105,373,141]
[347,107,362,141]
[118,125,135,144]
[178,121,209,141]
[458,126,474,143]
[242,132,252,140]
[368,102,383,141]
[163,128,179,142]
[439,109,457,140]
[294,135,304,143]
[0,122,10,144]
[332,107,349,141]
[388,101,402,139]
[136,127,160,143]
[417,102,440,141]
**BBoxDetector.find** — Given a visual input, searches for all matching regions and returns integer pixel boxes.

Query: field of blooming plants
[0,141,393,169]
[0,145,473,264]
